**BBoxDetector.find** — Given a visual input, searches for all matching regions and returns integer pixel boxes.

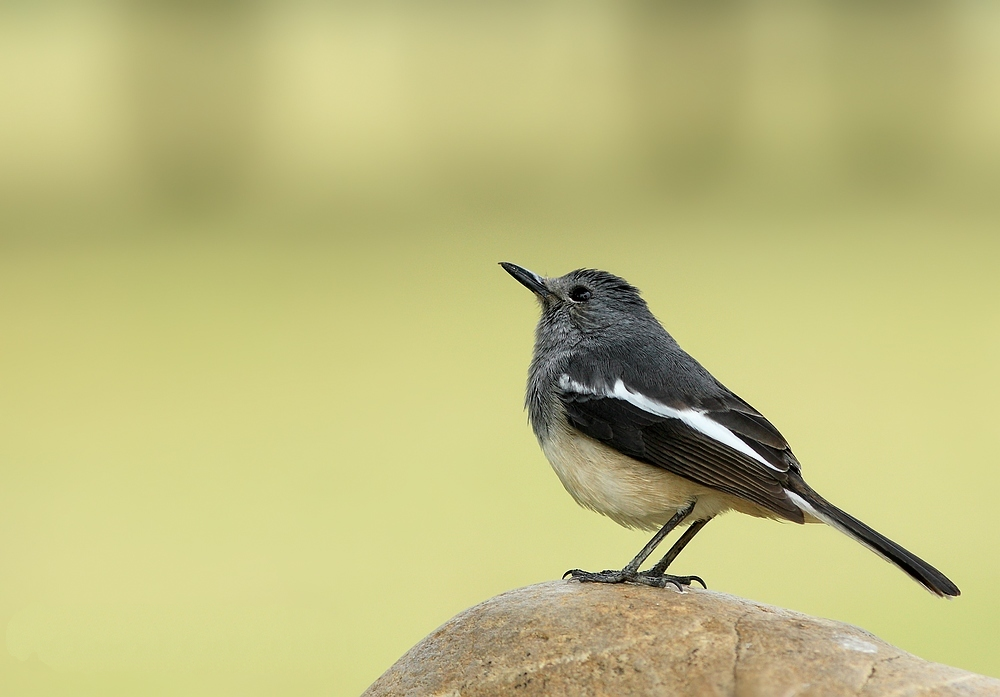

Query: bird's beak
[500,262,551,299]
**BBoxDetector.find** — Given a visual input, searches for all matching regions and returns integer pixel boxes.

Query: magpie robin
[501,262,959,597]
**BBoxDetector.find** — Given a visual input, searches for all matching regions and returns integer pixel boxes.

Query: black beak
[500,262,551,298]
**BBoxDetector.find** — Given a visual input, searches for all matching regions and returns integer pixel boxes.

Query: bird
[500,262,960,597]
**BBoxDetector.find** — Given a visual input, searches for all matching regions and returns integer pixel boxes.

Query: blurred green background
[1,1,999,695]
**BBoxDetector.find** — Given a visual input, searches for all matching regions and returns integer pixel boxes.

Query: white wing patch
[558,374,780,471]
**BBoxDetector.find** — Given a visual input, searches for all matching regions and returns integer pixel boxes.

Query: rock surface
[364,581,999,697]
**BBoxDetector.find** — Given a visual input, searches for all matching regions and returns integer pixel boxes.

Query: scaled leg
[563,502,697,587]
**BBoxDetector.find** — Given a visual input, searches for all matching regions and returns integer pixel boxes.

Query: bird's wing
[557,374,804,522]
[693,387,801,474]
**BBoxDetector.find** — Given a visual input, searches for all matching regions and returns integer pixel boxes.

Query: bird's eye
[569,286,592,302]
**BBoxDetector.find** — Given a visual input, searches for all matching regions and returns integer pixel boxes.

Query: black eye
[569,286,592,302]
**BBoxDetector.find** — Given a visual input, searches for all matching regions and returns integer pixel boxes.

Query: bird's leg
[564,501,695,587]
[635,517,711,589]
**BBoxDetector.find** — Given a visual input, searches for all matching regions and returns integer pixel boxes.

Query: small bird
[500,262,960,597]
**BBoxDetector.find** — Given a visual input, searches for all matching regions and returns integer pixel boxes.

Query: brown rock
[363,581,999,697]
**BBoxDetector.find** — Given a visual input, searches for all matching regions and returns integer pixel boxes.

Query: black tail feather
[787,481,960,598]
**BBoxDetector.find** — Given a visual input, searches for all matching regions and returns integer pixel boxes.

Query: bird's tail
[785,478,960,598]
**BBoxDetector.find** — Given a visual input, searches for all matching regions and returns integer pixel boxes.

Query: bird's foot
[563,568,632,584]
[635,571,707,590]
[563,568,706,591]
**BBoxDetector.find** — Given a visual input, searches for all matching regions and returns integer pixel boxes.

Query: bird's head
[500,263,652,344]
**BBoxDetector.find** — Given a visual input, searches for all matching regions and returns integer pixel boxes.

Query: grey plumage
[502,262,960,598]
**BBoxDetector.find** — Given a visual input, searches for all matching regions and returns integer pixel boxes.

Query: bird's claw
[635,572,707,590]
[563,568,631,583]
[563,568,706,591]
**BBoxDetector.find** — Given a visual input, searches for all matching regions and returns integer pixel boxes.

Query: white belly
[540,420,753,530]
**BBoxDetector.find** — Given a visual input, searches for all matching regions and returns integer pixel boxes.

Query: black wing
[696,388,801,474]
[560,388,804,523]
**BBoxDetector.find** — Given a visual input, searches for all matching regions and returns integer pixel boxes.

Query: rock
[363,581,999,697]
